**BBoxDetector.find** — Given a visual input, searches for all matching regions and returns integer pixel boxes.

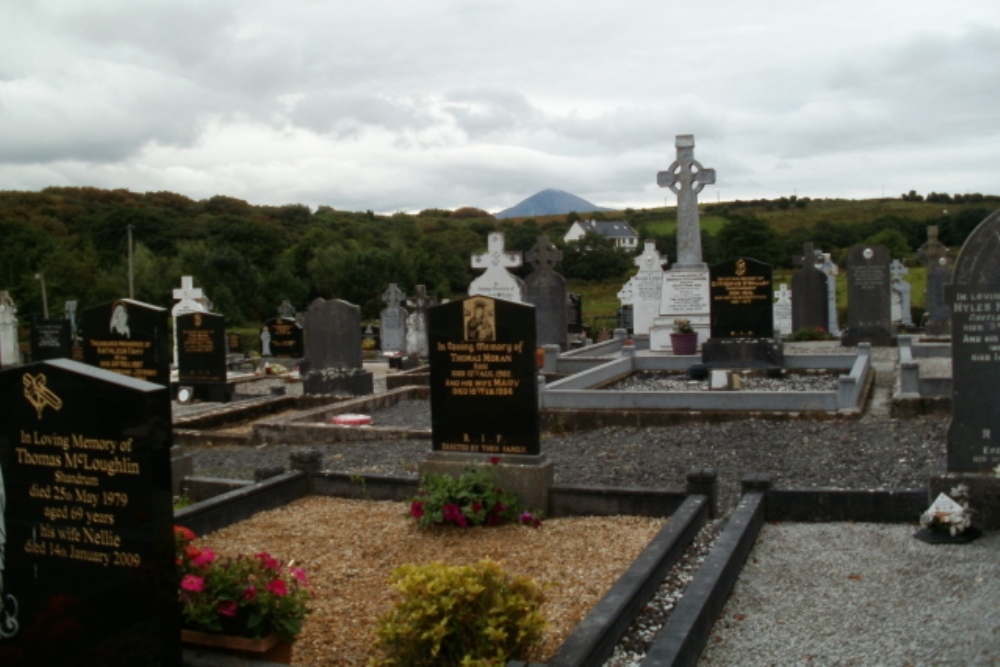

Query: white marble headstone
[773,283,792,336]
[0,291,20,367]
[469,232,525,303]
[629,242,666,335]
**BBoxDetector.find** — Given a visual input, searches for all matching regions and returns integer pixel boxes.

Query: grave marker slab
[524,236,568,348]
[81,299,170,386]
[176,311,227,385]
[566,293,583,335]
[816,252,842,336]
[843,244,892,346]
[920,226,953,336]
[260,316,304,358]
[629,242,666,335]
[708,257,774,338]
[405,285,433,358]
[170,276,209,368]
[380,284,408,354]
[890,259,914,327]
[428,296,539,456]
[946,209,1000,472]
[0,291,19,368]
[302,298,372,395]
[656,134,715,268]
[790,242,828,333]
[30,319,72,362]
[774,284,793,336]
[0,358,179,665]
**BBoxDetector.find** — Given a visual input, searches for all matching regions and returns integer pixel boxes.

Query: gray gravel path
[698,523,1000,666]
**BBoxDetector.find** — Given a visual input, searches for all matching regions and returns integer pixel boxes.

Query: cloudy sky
[2,1,998,214]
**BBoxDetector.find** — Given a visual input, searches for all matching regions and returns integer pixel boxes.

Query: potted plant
[174,526,312,663]
[670,319,698,355]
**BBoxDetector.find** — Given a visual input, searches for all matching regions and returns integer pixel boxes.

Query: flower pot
[181,629,293,664]
[670,332,698,355]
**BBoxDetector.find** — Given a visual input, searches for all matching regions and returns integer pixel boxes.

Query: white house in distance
[563,219,639,250]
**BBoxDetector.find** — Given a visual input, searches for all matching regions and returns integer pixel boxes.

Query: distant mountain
[494,189,613,219]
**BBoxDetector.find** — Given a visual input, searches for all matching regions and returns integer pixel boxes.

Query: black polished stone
[81,299,170,386]
[176,312,226,384]
[842,244,892,346]
[259,317,303,358]
[709,257,774,339]
[30,318,72,362]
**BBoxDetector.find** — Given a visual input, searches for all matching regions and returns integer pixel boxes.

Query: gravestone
[260,302,304,358]
[524,236,568,348]
[790,242,828,333]
[30,318,72,362]
[843,244,893,346]
[405,285,433,358]
[0,358,180,665]
[920,225,953,336]
[650,134,714,350]
[81,299,170,386]
[629,242,666,336]
[170,276,209,369]
[815,252,842,336]
[380,284,408,354]
[617,305,634,332]
[890,259,914,327]
[176,311,231,402]
[773,284,793,336]
[935,209,1000,528]
[64,300,78,341]
[423,295,551,512]
[566,293,584,335]
[469,232,525,303]
[703,257,780,367]
[0,291,19,368]
[302,298,373,395]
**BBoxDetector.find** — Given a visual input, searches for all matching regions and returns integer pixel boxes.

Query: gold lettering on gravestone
[17,389,142,569]
[87,339,156,379]
[439,340,525,397]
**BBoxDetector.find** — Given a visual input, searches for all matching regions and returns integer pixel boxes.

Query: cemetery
[1,154,999,665]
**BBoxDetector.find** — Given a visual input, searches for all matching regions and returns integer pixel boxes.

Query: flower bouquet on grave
[672,319,694,334]
[409,457,544,528]
[914,485,981,544]
[174,526,312,660]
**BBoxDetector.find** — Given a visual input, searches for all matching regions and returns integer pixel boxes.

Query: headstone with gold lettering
[703,257,781,367]
[0,358,179,665]
[81,299,170,386]
[176,311,231,402]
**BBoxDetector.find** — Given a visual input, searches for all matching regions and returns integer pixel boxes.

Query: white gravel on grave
[697,523,1000,666]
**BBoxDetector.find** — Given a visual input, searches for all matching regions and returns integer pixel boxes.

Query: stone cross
[525,236,562,270]
[890,259,909,282]
[792,242,820,268]
[617,278,635,305]
[173,275,204,304]
[277,300,296,319]
[634,241,667,272]
[382,283,405,307]
[472,232,522,271]
[657,134,716,267]
[919,225,951,267]
[407,284,433,313]
[776,284,792,303]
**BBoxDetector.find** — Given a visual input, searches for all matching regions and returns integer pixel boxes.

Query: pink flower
[442,503,468,527]
[409,501,424,519]
[243,586,257,602]
[216,600,238,617]
[180,575,204,593]
[290,567,308,585]
[174,526,196,542]
[191,548,216,568]
[266,579,288,597]
[255,553,280,570]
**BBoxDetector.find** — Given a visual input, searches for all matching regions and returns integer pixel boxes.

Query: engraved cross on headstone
[472,232,522,270]
[657,134,716,267]
[407,285,433,313]
[525,236,562,270]
[382,283,406,307]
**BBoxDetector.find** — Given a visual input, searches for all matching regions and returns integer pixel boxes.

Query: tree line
[0,187,994,327]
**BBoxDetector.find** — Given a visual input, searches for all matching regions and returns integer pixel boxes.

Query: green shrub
[370,560,546,667]
[410,461,542,528]
[786,326,835,342]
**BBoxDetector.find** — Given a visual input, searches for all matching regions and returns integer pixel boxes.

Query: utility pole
[35,272,48,319]
[127,224,135,299]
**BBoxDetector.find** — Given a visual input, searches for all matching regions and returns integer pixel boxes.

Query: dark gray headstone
[926,262,954,336]
[81,299,170,386]
[566,293,583,334]
[176,311,227,384]
[428,295,539,456]
[302,298,372,395]
[709,257,774,339]
[946,209,1000,472]
[524,236,568,349]
[0,359,179,665]
[617,304,634,332]
[790,244,828,333]
[260,317,303,358]
[30,319,72,362]
[843,244,892,346]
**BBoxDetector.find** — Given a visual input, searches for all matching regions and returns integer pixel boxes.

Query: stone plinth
[702,339,784,369]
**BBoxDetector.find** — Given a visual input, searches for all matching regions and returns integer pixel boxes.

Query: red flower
[290,567,308,585]
[409,500,425,519]
[174,526,196,542]
[266,580,288,597]
[191,548,216,568]
[243,586,257,602]
[489,456,501,465]
[184,545,202,561]
[181,575,205,593]
[255,553,280,570]
[442,503,468,527]
[216,600,238,617]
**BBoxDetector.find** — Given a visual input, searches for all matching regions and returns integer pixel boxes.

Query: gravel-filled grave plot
[189,496,666,667]
[603,369,842,392]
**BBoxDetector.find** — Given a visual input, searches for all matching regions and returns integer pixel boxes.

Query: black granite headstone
[428,296,539,456]
[524,237,568,349]
[946,209,1000,472]
[709,257,774,338]
[0,359,179,665]
[176,312,227,384]
[30,319,72,362]
[617,304,634,333]
[81,299,170,386]
[226,332,242,354]
[566,293,583,335]
[790,250,828,334]
[260,317,303,358]
[843,244,892,346]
